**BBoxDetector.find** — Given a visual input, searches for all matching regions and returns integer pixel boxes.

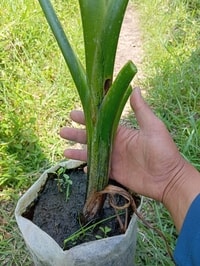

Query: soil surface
[23,166,140,250]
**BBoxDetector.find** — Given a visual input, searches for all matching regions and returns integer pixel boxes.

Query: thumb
[130,88,161,131]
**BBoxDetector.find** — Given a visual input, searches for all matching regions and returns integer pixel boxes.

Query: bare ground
[114,3,144,117]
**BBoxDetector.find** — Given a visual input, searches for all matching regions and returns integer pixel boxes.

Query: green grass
[0,0,83,189]
[1,0,82,264]
[134,0,200,170]
[0,195,33,266]
[133,0,200,265]
[1,0,199,265]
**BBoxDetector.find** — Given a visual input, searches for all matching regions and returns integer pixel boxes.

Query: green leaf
[78,0,129,106]
[99,61,137,139]
[102,0,129,81]
[38,0,89,110]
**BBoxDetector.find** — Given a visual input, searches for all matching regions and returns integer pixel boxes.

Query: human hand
[60,88,184,202]
[60,88,200,230]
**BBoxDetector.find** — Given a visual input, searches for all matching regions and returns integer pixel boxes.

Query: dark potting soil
[23,165,140,250]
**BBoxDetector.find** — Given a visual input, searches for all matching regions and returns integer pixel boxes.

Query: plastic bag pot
[15,160,140,266]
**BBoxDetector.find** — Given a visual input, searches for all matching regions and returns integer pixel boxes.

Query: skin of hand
[60,88,200,231]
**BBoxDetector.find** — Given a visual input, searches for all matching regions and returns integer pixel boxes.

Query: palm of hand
[110,123,182,202]
[60,89,183,202]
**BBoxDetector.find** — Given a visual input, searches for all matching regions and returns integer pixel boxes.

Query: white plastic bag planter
[15,160,140,266]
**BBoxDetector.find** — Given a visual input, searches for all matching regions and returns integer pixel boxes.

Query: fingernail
[134,87,141,95]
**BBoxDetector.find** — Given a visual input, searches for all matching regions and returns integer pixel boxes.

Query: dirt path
[114,3,144,117]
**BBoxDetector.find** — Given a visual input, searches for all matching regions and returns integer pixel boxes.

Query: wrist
[162,158,200,231]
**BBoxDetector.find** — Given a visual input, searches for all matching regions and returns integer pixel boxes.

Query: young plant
[56,167,73,202]
[95,226,112,240]
[38,0,137,222]
[64,213,122,250]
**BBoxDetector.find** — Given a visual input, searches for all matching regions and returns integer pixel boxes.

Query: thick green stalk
[78,0,129,138]
[86,61,137,197]
[79,0,129,90]
[78,0,133,195]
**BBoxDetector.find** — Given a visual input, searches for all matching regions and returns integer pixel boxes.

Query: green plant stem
[87,61,137,197]
[38,0,137,221]
[83,62,136,220]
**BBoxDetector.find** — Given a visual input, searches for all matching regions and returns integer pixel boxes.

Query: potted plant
[15,0,140,265]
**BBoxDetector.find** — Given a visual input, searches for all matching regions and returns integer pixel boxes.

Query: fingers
[60,110,87,162]
[64,148,87,162]
[130,88,163,131]
[60,110,86,143]
[70,110,85,125]
[60,127,87,144]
